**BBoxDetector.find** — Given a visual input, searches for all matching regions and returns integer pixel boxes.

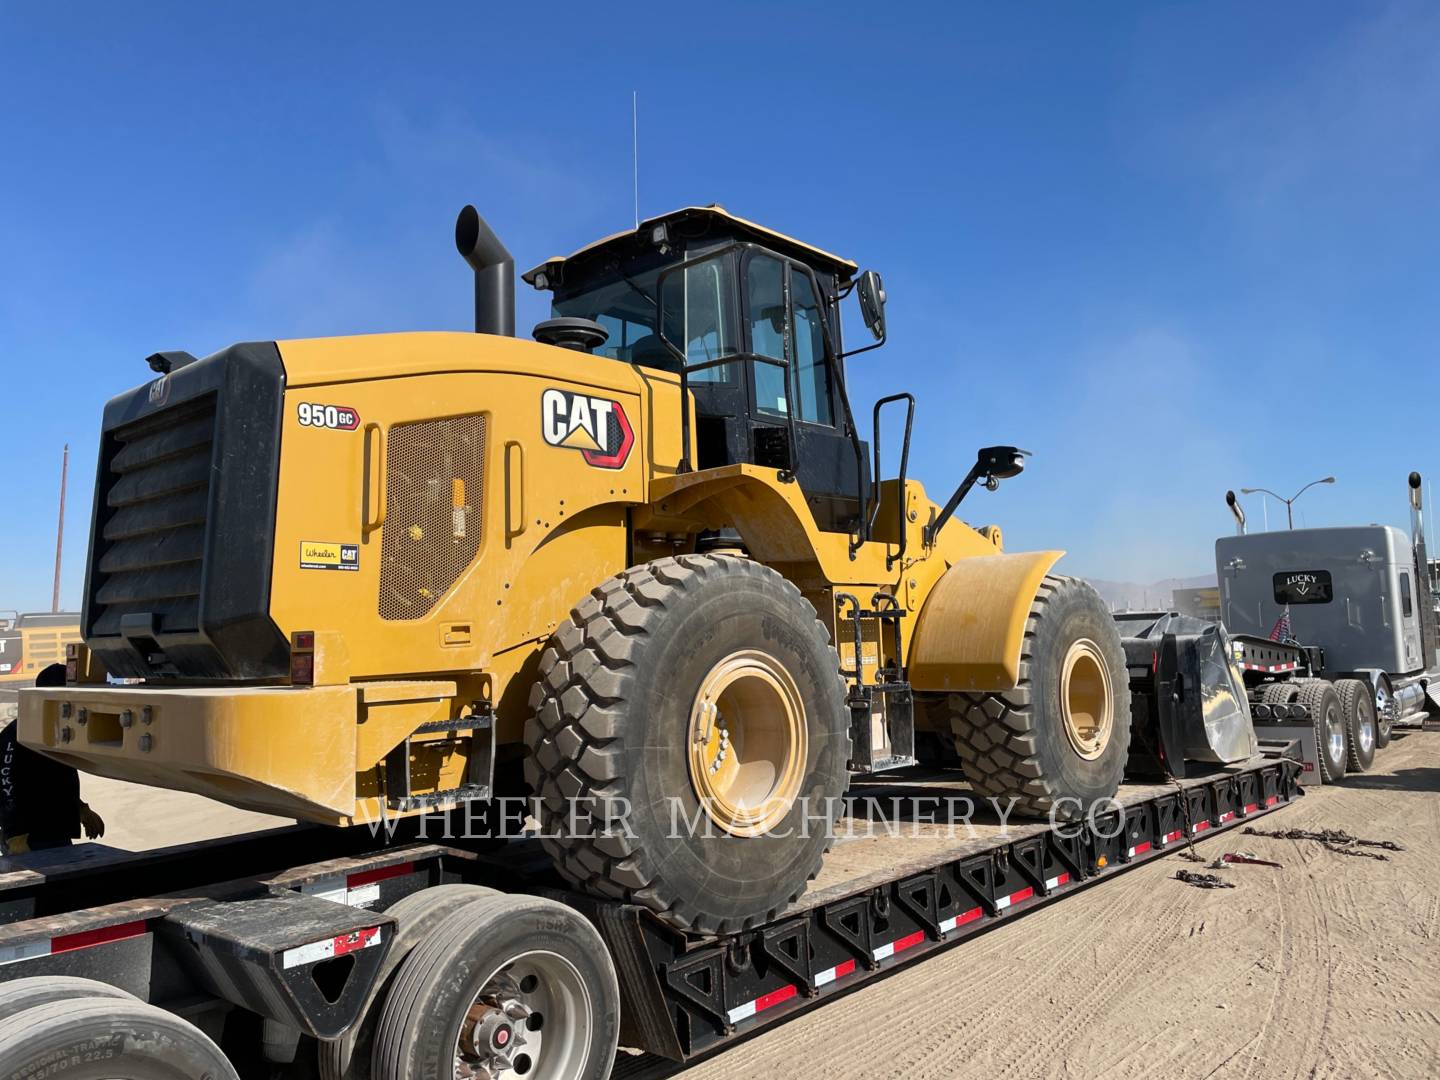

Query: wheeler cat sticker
[297,403,361,430]
[541,388,634,469]
[300,541,360,571]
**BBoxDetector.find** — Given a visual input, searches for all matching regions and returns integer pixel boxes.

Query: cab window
[1401,572,1413,618]
[791,273,832,426]
[748,255,833,426]
[749,255,788,415]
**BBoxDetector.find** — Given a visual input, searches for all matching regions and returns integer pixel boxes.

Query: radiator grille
[91,394,216,637]
[379,415,487,621]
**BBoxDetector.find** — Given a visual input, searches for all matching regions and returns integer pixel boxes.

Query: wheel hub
[454,952,590,1080]
[687,649,808,837]
[1059,638,1114,761]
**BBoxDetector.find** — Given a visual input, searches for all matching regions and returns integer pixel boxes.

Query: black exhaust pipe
[455,205,515,337]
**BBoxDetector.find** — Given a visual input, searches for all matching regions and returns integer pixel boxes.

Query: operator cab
[523,206,887,534]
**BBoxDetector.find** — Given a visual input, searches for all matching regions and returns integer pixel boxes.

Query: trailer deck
[0,752,1301,1074]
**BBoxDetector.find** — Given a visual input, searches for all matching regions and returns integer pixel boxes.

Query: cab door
[742,251,865,534]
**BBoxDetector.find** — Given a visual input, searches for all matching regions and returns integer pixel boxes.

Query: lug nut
[141,706,154,725]
[59,702,72,720]
[60,726,73,743]
[76,707,88,726]
[138,733,153,752]
[120,710,134,728]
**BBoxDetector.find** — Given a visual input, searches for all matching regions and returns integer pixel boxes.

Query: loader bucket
[1115,613,1256,771]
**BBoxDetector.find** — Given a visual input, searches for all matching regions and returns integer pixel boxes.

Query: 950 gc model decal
[541,389,633,469]
[297,402,361,430]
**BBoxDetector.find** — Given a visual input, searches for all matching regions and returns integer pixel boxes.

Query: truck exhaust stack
[455,205,515,337]
[1226,490,1246,535]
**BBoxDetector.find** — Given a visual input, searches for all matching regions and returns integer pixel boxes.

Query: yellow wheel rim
[687,650,808,837]
[1060,638,1113,761]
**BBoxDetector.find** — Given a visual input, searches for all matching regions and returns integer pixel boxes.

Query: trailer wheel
[941,575,1131,819]
[371,893,618,1080]
[526,555,850,933]
[320,884,497,1080]
[0,997,238,1080]
[1295,680,1347,782]
[1335,679,1376,773]
[0,975,134,1021]
[1374,674,1394,748]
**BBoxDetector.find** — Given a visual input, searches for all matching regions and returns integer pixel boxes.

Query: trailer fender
[908,550,1064,692]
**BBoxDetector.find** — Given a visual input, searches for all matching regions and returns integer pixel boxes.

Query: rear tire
[526,555,850,933]
[1260,681,1299,707]
[1336,679,1376,773]
[0,998,237,1080]
[1295,679,1347,782]
[319,884,497,1080]
[941,575,1131,819]
[371,893,618,1080]
[1374,674,1394,748]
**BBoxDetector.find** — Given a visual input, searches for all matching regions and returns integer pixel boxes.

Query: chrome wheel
[453,951,592,1080]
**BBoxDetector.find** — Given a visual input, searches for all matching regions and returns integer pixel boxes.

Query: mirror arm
[923,465,985,548]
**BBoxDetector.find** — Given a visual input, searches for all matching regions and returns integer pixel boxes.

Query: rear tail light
[290,631,316,687]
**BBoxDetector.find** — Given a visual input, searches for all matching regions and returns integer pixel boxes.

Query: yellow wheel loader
[19,205,1130,933]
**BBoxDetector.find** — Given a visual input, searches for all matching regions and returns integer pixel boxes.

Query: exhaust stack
[455,205,515,337]
[1226,490,1246,535]
[1409,471,1425,541]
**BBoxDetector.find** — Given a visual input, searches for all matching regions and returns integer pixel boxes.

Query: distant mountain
[1084,574,1216,612]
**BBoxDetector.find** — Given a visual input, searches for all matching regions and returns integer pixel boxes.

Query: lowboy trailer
[0,754,1301,1079]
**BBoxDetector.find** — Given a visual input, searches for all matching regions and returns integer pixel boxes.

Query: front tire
[936,575,1131,819]
[526,555,851,934]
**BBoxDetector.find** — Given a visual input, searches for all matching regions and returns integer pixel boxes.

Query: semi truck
[1214,474,1440,779]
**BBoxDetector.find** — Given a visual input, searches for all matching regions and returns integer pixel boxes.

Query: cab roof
[522,205,860,288]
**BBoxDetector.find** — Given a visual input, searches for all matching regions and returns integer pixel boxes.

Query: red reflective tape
[755,984,798,1013]
[347,861,415,888]
[1009,887,1034,905]
[1055,873,1070,886]
[333,926,381,957]
[893,930,926,954]
[51,920,147,955]
[1265,795,1279,806]
[834,959,856,978]
[1130,841,1151,856]
[1244,803,1259,813]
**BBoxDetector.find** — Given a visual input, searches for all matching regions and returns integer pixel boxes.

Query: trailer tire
[372,893,618,1080]
[0,997,237,1080]
[1295,680,1347,782]
[1259,682,1298,706]
[0,975,134,1022]
[1336,679,1376,773]
[526,554,850,933]
[943,575,1131,820]
[319,884,497,1080]
[1374,674,1394,748]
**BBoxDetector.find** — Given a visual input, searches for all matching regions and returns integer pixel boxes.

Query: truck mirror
[857,270,886,342]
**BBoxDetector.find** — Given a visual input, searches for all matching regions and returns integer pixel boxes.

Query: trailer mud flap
[159,891,394,1039]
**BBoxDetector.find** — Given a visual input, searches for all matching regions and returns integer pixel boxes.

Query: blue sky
[3,2,1438,611]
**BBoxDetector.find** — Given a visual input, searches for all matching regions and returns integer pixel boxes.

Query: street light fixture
[1239,477,1336,530]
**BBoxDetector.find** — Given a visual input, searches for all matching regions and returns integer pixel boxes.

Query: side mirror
[857,269,886,342]
[977,445,1028,482]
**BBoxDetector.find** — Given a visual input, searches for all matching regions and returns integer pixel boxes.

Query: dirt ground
[619,731,1440,1080]
[74,734,1439,1079]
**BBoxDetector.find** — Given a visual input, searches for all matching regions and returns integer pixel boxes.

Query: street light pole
[1240,477,1336,530]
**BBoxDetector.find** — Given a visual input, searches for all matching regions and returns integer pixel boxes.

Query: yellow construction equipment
[20,205,1131,932]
